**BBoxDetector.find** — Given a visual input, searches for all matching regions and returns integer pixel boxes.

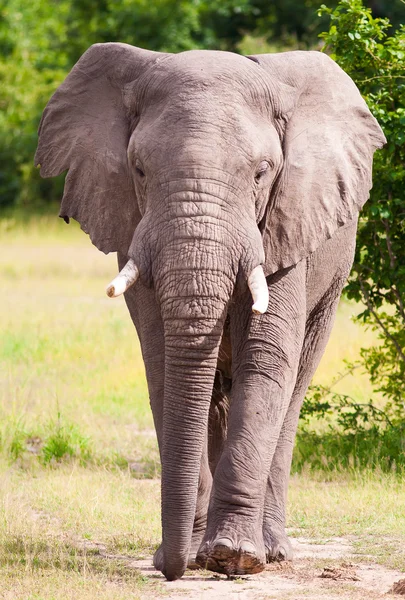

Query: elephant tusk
[106,259,139,298]
[248,265,269,315]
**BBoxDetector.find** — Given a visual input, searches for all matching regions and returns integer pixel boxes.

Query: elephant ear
[35,43,167,255]
[249,51,386,276]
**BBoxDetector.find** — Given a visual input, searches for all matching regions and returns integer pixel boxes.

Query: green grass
[1,213,404,596]
[288,469,405,571]
[0,214,156,470]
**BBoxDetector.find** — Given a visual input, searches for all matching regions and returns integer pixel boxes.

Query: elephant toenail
[215,537,233,550]
[239,541,256,554]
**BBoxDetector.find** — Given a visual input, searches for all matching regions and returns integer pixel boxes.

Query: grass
[1,212,404,596]
[0,213,156,471]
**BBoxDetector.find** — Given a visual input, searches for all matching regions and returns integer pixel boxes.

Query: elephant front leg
[263,282,345,562]
[185,370,231,568]
[196,263,307,575]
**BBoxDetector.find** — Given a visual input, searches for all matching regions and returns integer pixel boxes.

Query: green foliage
[298,367,405,472]
[0,409,159,474]
[8,421,28,462]
[302,370,394,431]
[1,412,92,465]
[294,425,405,472]
[0,0,69,208]
[41,413,91,464]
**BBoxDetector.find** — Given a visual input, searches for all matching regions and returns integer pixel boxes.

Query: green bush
[40,415,91,465]
[1,412,92,466]
[294,425,405,473]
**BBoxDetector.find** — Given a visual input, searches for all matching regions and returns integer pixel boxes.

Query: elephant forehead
[133,50,268,104]
[164,49,257,79]
[130,102,280,172]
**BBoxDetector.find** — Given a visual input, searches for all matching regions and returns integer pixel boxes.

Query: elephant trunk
[155,236,234,580]
[161,318,225,579]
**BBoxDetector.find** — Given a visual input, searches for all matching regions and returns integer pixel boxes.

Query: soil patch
[130,537,404,600]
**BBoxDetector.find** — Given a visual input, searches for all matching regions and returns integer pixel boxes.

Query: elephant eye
[255,160,270,183]
[135,159,145,178]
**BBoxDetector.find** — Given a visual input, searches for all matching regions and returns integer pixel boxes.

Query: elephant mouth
[105,258,269,315]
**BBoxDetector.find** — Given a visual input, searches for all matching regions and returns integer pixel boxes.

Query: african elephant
[35,43,385,581]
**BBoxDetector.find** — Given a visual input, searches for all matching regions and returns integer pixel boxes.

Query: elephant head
[35,44,385,579]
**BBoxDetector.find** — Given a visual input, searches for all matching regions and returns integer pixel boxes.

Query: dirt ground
[130,536,405,600]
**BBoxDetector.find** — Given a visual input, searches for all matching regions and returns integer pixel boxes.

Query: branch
[337,396,393,428]
[365,227,405,323]
[358,277,405,363]
[382,218,405,324]
[308,385,393,428]
[329,364,360,387]
[360,74,405,83]
[382,220,396,270]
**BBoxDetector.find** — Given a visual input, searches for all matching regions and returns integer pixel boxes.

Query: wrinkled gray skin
[35,44,385,581]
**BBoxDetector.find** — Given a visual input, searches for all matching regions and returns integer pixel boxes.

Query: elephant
[35,43,385,581]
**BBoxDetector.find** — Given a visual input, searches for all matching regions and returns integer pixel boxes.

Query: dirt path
[131,537,404,600]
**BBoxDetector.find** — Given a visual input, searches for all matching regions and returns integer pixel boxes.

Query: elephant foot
[152,545,186,581]
[187,530,205,570]
[196,537,265,575]
[153,544,164,571]
[263,527,293,562]
[153,531,204,573]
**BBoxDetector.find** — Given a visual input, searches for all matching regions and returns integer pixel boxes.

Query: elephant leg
[188,370,231,568]
[263,289,342,562]
[208,370,231,474]
[208,318,232,475]
[197,262,307,575]
[263,221,357,562]
[118,254,165,452]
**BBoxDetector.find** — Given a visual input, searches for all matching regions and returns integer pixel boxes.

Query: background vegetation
[0,0,403,209]
[299,1,405,470]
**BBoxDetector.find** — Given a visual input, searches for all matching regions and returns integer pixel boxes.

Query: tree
[0,0,71,208]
